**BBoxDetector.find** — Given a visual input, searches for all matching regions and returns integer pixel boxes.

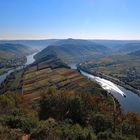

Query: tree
[122,112,140,138]
[91,114,113,134]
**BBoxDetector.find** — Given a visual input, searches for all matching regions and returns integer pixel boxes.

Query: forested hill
[35,39,111,64]
[0,43,35,59]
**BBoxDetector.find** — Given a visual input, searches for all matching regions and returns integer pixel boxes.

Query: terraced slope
[20,55,116,110]
[22,55,95,95]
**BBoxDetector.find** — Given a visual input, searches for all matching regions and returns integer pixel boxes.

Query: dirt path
[21,134,30,140]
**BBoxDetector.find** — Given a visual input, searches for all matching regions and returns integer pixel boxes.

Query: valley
[0,43,36,76]
[4,54,114,111]
[0,51,126,139]
[0,39,140,139]
[1,0,140,139]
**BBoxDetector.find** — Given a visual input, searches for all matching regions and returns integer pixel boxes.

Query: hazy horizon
[1,38,140,41]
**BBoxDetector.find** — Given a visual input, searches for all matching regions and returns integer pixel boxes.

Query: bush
[31,118,96,140]
[0,125,22,140]
[0,109,37,133]
[39,90,86,124]
[39,88,111,126]
[91,114,113,134]
[0,92,18,115]
[97,131,115,140]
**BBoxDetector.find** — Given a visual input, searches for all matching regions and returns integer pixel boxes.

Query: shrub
[31,118,96,140]
[91,114,113,134]
[0,125,22,140]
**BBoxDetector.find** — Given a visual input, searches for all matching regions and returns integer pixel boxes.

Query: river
[25,52,37,66]
[0,52,37,85]
[68,64,140,115]
[80,70,140,115]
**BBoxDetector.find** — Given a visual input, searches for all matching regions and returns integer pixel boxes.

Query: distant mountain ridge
[35,39,111,63]
[129,49,140,57]
[118,43,140,53]
[0,43,35,59]
[1,39,140,53]
[0,39,59,50]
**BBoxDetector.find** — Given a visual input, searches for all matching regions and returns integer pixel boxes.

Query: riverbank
[0,69,24,94]
[78,66,140,97]
[0,52,37,86]
[0,56,27,75]
[77,66,140,115]
[0,68,11,75]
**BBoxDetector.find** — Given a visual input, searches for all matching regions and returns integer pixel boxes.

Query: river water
[25,52,37,66]
[0,52,37,85]
[68,64,140,115]
[80,70,140,115]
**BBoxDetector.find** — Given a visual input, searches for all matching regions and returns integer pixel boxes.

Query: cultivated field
[21,56,92,104]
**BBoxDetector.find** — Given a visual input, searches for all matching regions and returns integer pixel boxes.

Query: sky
[0,0,140,40]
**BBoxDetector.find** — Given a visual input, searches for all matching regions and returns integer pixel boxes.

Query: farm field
[21,55,99,105]
[22,57,90,96]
